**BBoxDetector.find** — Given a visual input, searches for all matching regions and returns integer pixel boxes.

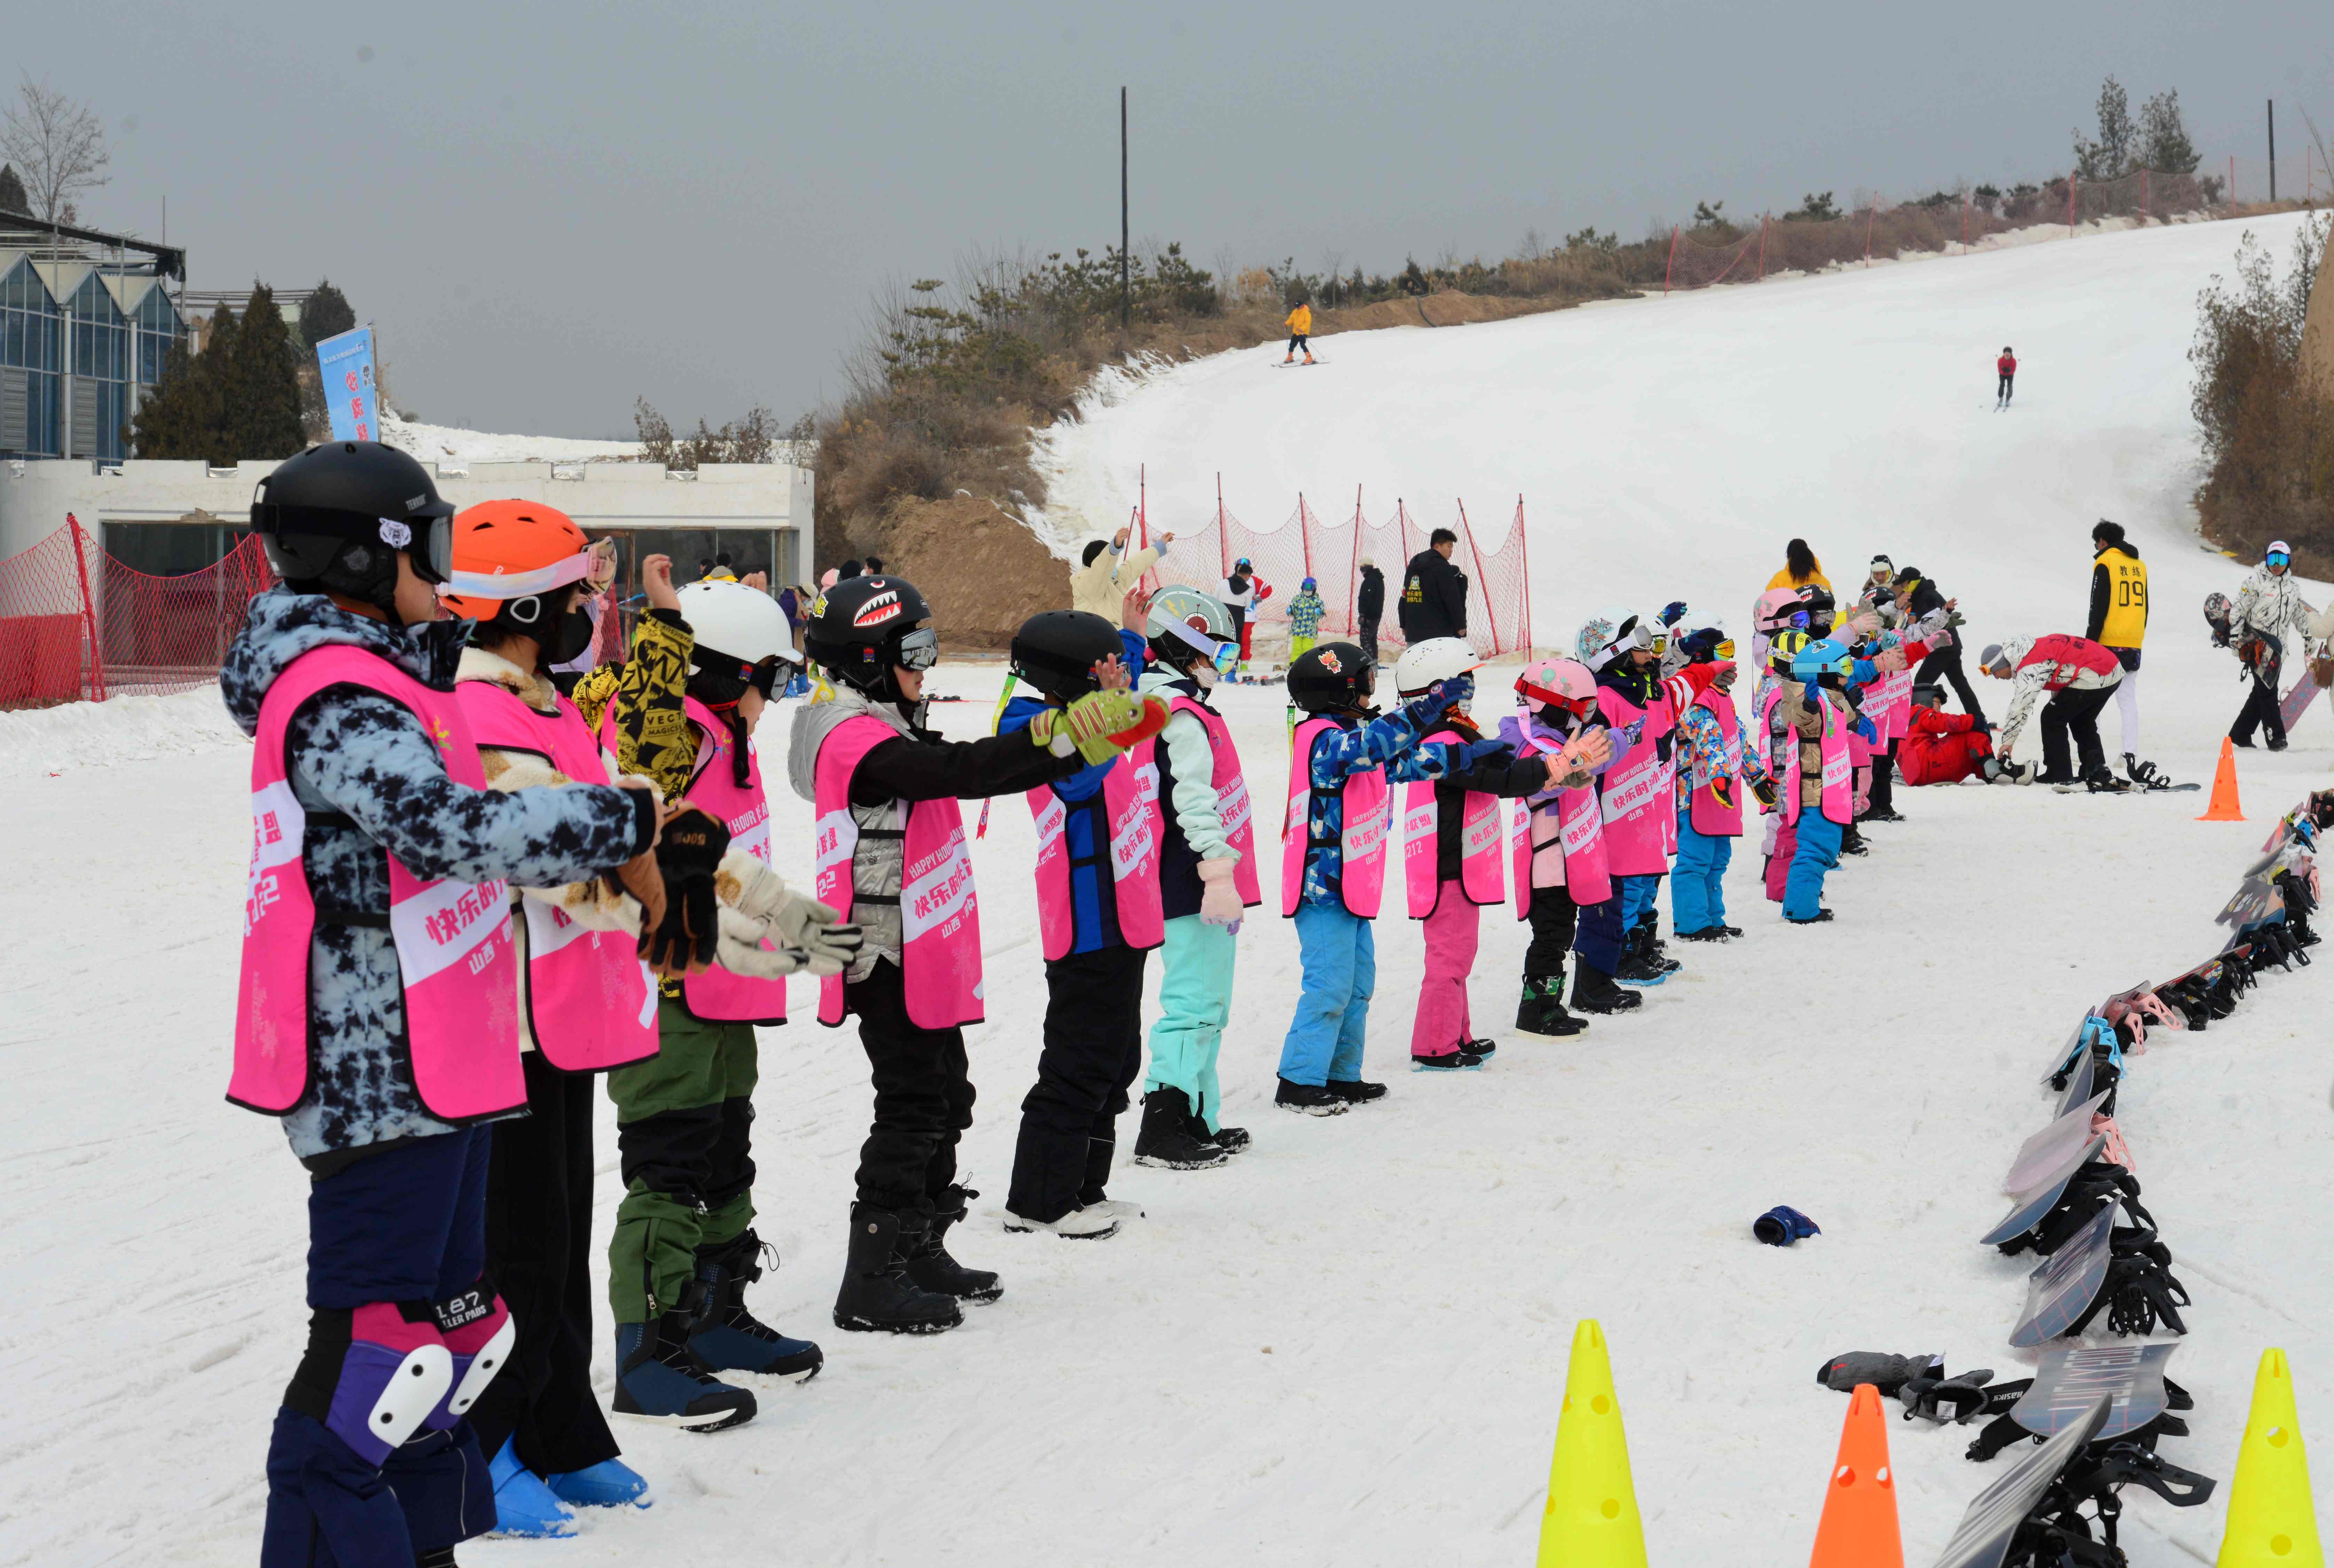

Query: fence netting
[0,515,277,709]
[1141,489,1531,659]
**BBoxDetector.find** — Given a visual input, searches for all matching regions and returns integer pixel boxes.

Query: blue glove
[1753,1206,1822,1246]
[1428,673,1475,709]
[1660,600,1690,627]
[1856,715,1878,744]
[1461,734,1511,767]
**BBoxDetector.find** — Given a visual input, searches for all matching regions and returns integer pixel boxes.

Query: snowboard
[2052,781,2200,794]
[2278,652,2333,730]
[2203,591,2233,647]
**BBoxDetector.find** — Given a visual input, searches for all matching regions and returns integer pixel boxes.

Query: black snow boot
[1134,1087,1231,1170]
[1838,824,1869,855]
[1275,1078,1350,1116]
[688,1230,824,1380]
[902,1185,1004,1304]
[1615,927,1668,986]
[1515,973,1587,1037]
[1197,1114,1252,1153]
[1570,963,1642,1014]
[1325,1077,1389,1105]
[833,1204,964,1335]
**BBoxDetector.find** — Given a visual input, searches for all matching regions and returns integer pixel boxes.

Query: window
[0,257,60,457]
[133,285,185,387]
[65,274,130,462]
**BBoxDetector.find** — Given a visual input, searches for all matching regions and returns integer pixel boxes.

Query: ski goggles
[252,503,456,585]
[2267,551,2291,568]
[895,626,941,671]
[1163,614,1241,675]
[439,547,598,606]
[1712,637,1737,660]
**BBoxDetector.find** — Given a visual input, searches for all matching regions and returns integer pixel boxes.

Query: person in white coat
[2230,541,2319,750]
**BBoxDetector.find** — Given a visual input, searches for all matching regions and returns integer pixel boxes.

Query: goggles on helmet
[1162,613,1241,675]
[895,626,941,671]
[2268,551,2291,567]
[1713,638,1737,660]
[438,545,597,606]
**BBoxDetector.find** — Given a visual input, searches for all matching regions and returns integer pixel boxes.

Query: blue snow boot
[612,1310,757,1432]
[487,1437,579,1538]
[687,1231,824,1381]
[545,1458,651,1510]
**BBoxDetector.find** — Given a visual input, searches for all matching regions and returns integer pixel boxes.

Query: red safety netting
[1137,483,1531,658]
[1660,166,2226,292]
[0,514,276,709]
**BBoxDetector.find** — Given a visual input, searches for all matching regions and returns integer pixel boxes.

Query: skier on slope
[1221,557,1272,676]
[2084,520,2153,780]
[1976,634,2128,789]
[224,442,683,1568]
[1282,298,1314,364]
[2228,541,2318,751]
[1996,346,2017,408]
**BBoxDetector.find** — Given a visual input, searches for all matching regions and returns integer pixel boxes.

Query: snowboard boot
[487,1436,579,1537]
[1642,924,1682,974]
[1460,1036,1498,1059]
[1275,1078,1350,1116]
[1569,963,1642,1014]
[2081,765,2132,794]
[1675,927,1727,942]
[1134,1087,1232,1170]
[1195,1112,1252,1154]
[1325,1077,1389,1105]
[1615,928,1668,987]
[1003,1204,1122,1238]
[544,1458,650,1510]
[612,1297,757,1432]
[903,1185,1004,1303]
[1514,973,1588,1037]
[832,1204,964,1335]
[1412,1048,1486,1070]
[687,1231,823,1381]
[1839,825,1869,856]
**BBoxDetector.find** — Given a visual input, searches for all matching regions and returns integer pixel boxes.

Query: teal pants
[1144,915,1238,1131]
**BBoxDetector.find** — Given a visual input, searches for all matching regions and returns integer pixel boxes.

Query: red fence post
[1663,226,1679,295]
[1756,215,1768,280]
[1456,500,1495,653]
[1347,486,1364,636]
[1298,494,1314,580]
[1515,497,1532,655]
[1137,464,1147,551]
[1215,474,1229,578]
[66,512,108,703]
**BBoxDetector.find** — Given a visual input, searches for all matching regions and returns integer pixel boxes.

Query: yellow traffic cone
[1537,1320,1648,1568]
[2218,1348,2324,1567]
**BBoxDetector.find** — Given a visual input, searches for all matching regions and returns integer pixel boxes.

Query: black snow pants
[1998,372,2014,403]
[2232,635,2288,746]
[848,959,975,1213]
[2041,684,2115,780]
[1916,642,1987,723]
[1526,885,1583,977]
[1008,944,1148,1223]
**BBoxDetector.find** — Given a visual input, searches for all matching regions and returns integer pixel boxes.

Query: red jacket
[2015,633,2120,687]
[1899,706,1993,786]
[1998,354,2017,375]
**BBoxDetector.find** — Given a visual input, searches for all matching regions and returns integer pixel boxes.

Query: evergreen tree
[300,280,356,349]
[2140,89,2201,174]
[130,303,237,463]
[0,164,26,216]
[227,283,307,459]
[2074,77,2134,180]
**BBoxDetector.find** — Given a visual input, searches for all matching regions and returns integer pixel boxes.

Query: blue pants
[1146,915,1238,1129]
[1619,873,1660,928]
[1574,891,1625,976]
[1673,814,1733,934]
[265,1128,496,1567]
[1783,812,1843,921]
[1278,902,1376,1086]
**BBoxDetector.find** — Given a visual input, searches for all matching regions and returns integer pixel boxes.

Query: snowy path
[8,211,2334,1566]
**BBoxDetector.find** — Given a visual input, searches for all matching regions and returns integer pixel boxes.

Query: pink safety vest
[1879,665,1917,742]
[456,679,658,1071]
[673,696,791,1025]
[1686,687,1746,838]
[232,645,524,1122]
[1281,715,1389,919]
[813,712,983,1029]
[1403,726,1504,917]
[1770,685,1854,827]
[1136,693,1262,907]
[1505,724,1612,916]
[1594,686,1674,877]
[1026,747,1165,961]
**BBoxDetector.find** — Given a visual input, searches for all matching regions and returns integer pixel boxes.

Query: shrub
[2191,217,2334,566]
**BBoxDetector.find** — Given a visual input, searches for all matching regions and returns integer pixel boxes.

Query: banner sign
[315,326,381,442]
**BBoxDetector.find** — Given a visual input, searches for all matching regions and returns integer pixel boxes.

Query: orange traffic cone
[1808,1384,1902,1568]
[2199,737,2246,822]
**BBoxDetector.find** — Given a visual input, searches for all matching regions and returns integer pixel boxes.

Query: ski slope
[7,213,2332,1568]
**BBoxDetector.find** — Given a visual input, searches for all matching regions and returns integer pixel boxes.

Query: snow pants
[1573,890,1625,977]
[1279,902,1376,1086]
[847,958,976,1213]
[1865,738,1898,817]
[1672,813,1732,934]
[1619,872,1660,930]
[2041,684,2115,779]
[1783,813,1843,921]
[1411,881,1480,1060]
[262,1128,496,1568]
[1290,633,1317,663]
[1145,914,1238,1132]
[1765,820,1794,904]
[1009,944,1147,1224]
[1524,884,1581,978]
[2110,647,2141,755]
[606,999,758,1326]
[472,1052,620,1478]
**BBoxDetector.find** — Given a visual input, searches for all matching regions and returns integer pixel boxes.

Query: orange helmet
[440,499,596,621]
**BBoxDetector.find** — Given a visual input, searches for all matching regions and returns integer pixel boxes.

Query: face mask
[1191,662,1220,691]
[547,604,597,666]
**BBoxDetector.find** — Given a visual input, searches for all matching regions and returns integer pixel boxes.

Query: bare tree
[0,74,110,225]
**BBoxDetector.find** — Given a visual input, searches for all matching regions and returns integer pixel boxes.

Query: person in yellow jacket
[1763,537,1831,594]
[2086,520,2152,779]
[1283,301,1314,365]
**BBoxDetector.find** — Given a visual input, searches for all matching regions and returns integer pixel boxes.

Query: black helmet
[250,441,455,617]
[1911,682,1944,710]
[1287,641,1374,713]
[804,575,936,700]
[1010,609,1123,702]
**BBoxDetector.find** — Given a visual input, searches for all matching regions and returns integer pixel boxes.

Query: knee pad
[423,1281,515,1432]
[285,1303,451,1469]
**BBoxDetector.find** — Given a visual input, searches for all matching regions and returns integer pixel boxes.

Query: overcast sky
[14,2,2331,437]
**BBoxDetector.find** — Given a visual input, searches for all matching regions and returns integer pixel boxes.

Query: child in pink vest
[1498,658,1621,1030]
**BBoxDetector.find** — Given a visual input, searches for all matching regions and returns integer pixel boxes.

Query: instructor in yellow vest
[1282,301,1314,365]
[2085,520,2150,780]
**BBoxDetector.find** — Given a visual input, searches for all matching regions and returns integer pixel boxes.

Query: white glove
[715,851,864,977]
[717,905,804,978]
[1197,857,1244,929]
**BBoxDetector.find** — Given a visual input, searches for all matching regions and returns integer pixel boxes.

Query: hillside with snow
[6,212,2330,1568]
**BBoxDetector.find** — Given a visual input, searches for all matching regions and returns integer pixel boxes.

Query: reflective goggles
[2267,552,2291,568]
[895,626,941,671]
[1713,638,1737,660]
[438,547,598,605]
[1164,615,1240,675]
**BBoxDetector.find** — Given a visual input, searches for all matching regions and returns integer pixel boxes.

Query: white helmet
[1394,636,1479,696]
[675,580,799,672]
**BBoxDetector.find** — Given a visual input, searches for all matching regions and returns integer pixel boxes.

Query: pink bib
[1134,693,1263,906]
[1594,686,1674,877]
[232,645,524,1122]
[673,696,790,1025]
[814,713,983,1029]
[1686,687,1746,838]
[1027,747,1165,960]
[1403,727,1505,917]
[1506,723,1612,915]
[456,679,657,1070]
[1282,716,1390,919]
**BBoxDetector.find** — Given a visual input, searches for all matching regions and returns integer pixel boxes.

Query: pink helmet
[1753,586,1810,633]
[1515,656,1597,715]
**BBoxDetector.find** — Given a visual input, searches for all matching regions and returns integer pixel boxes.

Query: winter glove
[1752,777,1779,810]
[715,852,864,977]
[1855,715,1878,744]
[1927,628,1956,651]
[1899,1364,1997,1424]
[1846,609,1882,639]
[1873,646,1908,672]
[1753,1205,1821,1246]
[1815,1351,1936,1397]
[1427,673,1475,711]
[609,849,668,942]
[1944,609,1967,631]
[1460,734,1511,767]
[1052,690,1169,766]
[1659,600,1690,627]
[644,805,730,976]
[1197,856,1245,931]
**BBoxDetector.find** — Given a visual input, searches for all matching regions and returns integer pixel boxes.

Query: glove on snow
[1899,1363,1996,1424]
[1197,857,1245,930]
[1754,1205,1821,1246]
[1815,1351,1936,1396]
[645,805,731,975]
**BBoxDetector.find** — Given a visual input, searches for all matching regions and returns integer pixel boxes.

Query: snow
[381,413,647,466]
[8,212,2333,1568]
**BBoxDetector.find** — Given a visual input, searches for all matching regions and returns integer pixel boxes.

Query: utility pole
[1120,87,1130,330]
[2269,100,2278,203]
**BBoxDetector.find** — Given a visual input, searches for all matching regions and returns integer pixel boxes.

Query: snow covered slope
[7,216,2332,1568]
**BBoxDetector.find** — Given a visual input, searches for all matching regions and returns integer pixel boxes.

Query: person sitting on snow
[1897,682,1995,786]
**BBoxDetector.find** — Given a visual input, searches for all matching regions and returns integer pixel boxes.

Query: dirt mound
[1318,290,1607,334]
[870,494,1065,650]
